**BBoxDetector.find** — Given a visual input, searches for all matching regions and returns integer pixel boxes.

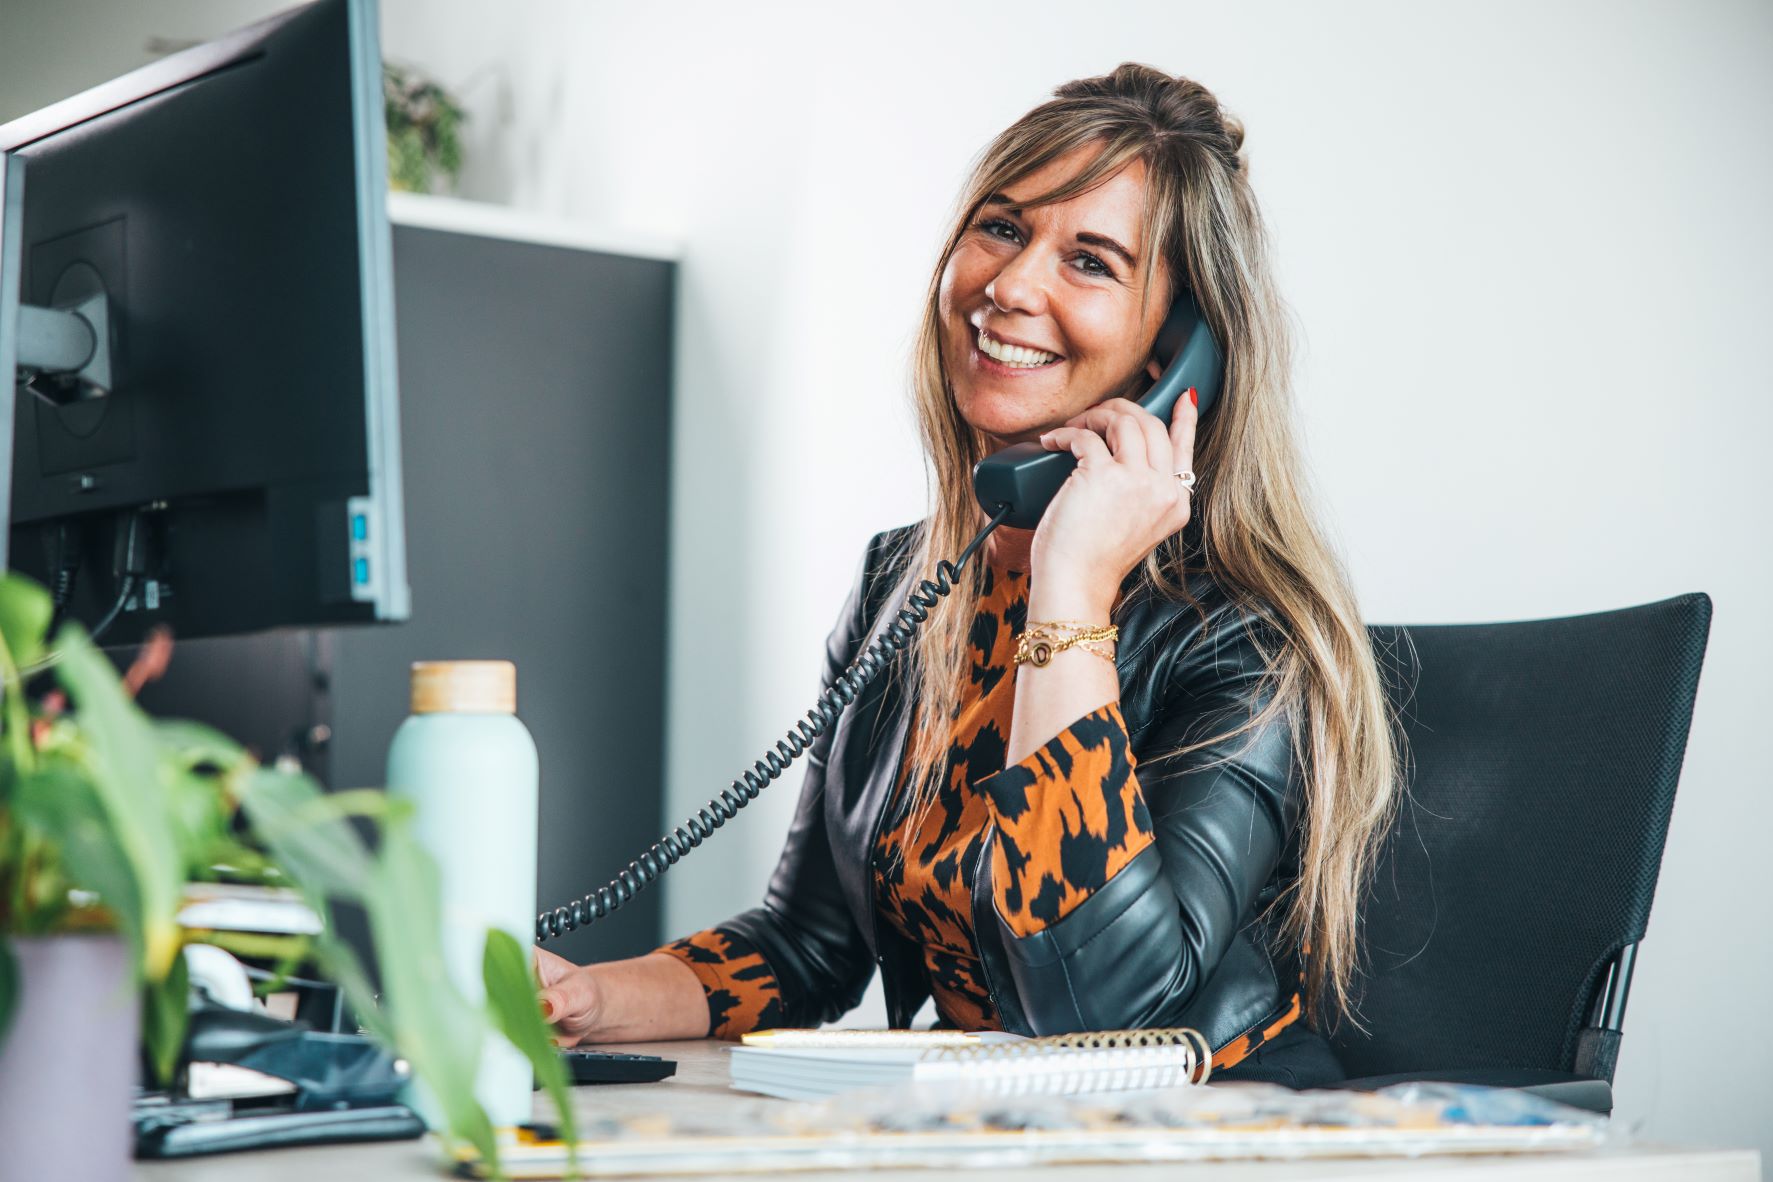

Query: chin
[959,408,1043,448]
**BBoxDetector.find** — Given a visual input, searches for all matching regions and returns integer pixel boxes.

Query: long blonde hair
[890,63,1400,1028]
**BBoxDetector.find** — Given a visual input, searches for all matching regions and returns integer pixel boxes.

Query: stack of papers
[178,883,322,935]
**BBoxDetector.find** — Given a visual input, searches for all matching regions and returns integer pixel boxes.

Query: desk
[135,1039,1761,1181]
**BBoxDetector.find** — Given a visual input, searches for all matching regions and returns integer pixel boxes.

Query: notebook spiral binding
[926,1027,1215,1089]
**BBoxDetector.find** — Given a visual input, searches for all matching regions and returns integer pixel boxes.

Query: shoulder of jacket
[866,520,922,563]
[858,520,924,607]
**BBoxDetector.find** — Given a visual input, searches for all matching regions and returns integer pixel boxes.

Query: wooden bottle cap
[410,660,516,715]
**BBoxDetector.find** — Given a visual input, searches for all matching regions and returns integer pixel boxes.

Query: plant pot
[0,934,138,1182]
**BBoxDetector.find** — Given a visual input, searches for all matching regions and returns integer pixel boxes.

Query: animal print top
[655,554,1302,1071]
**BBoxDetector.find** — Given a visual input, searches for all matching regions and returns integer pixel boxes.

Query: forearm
[579,952,710,1042]
[1006,579,1120,766]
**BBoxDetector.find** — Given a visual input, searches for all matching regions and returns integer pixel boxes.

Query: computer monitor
[0,0,408,644]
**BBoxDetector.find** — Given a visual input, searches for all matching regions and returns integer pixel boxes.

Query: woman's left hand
[1031,391,1198,613]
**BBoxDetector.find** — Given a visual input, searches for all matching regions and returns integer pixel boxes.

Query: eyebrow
[982,192,1139,269]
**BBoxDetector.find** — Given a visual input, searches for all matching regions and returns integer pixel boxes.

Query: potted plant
[384,62,467,194]
[0,573,577,1179]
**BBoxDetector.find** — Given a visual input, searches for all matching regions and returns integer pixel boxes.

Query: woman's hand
[534,946,604,1047]
[1031,389,1199,613]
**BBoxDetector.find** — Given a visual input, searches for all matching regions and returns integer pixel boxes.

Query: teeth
[977,327,1057,368]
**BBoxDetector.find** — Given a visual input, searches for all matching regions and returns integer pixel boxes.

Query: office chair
[1329,593,1713,1115]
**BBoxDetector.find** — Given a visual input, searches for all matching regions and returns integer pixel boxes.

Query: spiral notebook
[728,1027,1215,1101]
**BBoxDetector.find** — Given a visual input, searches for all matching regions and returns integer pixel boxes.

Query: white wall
[4,0,1769,1160]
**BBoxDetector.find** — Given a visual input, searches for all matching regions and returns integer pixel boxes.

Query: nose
[983,243,1051,319]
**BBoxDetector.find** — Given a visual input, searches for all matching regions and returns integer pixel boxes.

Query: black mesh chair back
[1331,593,1712,1098]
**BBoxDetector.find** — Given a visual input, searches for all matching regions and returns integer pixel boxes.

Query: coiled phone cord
[536,503,1013,942]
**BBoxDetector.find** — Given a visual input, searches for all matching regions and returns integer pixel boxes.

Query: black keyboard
[559,1049,677,1085]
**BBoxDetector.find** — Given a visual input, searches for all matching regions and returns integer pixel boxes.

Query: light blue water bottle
[386,659,538,1127]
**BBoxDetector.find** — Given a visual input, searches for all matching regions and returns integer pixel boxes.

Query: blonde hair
[889,63,1400,1028]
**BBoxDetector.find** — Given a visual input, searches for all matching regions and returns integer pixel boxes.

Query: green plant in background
[385,61,466,194]
[0,573,577,1179]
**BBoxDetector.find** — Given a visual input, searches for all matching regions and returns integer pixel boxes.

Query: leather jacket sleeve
[711,532,890,1027]
[980,596,1306,1034]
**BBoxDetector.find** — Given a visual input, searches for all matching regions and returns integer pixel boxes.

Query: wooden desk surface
[135,1038,1761,1181]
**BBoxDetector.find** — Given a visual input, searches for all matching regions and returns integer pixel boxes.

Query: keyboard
[559,1048,677,1085]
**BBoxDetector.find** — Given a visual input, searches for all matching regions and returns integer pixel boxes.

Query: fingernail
[1187,387,1198,408]
[1038,432,1051,445]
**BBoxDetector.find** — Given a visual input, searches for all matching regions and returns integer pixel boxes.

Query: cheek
[942,244,994,311]
[1064,305,1123,363]
[936,265,959,332]
[1062,303,1148,388]
[937,254,984,360]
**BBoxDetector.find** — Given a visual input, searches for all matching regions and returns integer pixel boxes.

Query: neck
[985,525,1034,574]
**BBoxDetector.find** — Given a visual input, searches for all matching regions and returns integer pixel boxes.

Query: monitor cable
[536,503,1013,942]
[47,521,84,639]
[89,510,149,645]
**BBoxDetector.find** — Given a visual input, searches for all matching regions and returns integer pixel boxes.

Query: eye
[976,217,1023,243]
[1073,251,1112,277]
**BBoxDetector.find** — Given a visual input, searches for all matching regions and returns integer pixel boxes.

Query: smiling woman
[536,64,1401,1090]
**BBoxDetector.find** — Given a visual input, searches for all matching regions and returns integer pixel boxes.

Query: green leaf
[13,762,145,965]
[0,938,17,1049]
[163,767,232,870]
[230,769,397,1050]
[0,574,54,671]
[141,944,191,1086]
[366,823,499,1174]
[153,719,248,773]
[227,739,511,1173]
[309,930,394,1047]
[238,767,374,903]
[241,933,318,1003]
[51,625,184,980]
[484,929,578,1173]
[321,788,416,824]
[183,930,311,963]
[0,578,44,775]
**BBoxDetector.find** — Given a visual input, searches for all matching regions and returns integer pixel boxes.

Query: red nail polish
[1187,387,1199,408]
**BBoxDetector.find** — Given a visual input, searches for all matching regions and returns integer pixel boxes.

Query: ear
[1144,357,1162,382]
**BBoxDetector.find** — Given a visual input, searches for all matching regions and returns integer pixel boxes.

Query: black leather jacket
[719,522,1310,1050]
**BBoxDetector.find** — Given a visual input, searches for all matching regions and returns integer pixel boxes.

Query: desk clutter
[441,1026,1612,1178]
[132,1003,424,1159]
[458,1078,1610,1178]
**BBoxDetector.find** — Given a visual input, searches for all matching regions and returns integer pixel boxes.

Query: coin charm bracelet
[1013,620,1119,667]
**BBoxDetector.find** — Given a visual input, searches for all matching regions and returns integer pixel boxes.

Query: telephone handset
[536,290,1225,942]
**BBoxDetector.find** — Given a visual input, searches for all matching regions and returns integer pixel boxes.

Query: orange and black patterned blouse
[656,553,1302,1072]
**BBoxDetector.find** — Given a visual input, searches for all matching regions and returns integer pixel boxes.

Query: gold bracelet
[1014,621,1118,667]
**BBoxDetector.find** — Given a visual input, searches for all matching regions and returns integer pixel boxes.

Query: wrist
[1026,578,1116,623]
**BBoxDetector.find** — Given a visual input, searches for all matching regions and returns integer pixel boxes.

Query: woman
[536,63,1400,1087]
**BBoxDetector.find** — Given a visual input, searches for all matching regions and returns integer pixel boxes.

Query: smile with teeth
[976,326,1061,368]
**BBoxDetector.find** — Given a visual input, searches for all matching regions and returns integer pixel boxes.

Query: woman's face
[938,146,1171,450]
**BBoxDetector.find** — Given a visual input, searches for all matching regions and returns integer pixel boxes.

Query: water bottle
[386,659,538,1126]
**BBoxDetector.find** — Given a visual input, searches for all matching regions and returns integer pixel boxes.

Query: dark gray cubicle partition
[137,210,675,968]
